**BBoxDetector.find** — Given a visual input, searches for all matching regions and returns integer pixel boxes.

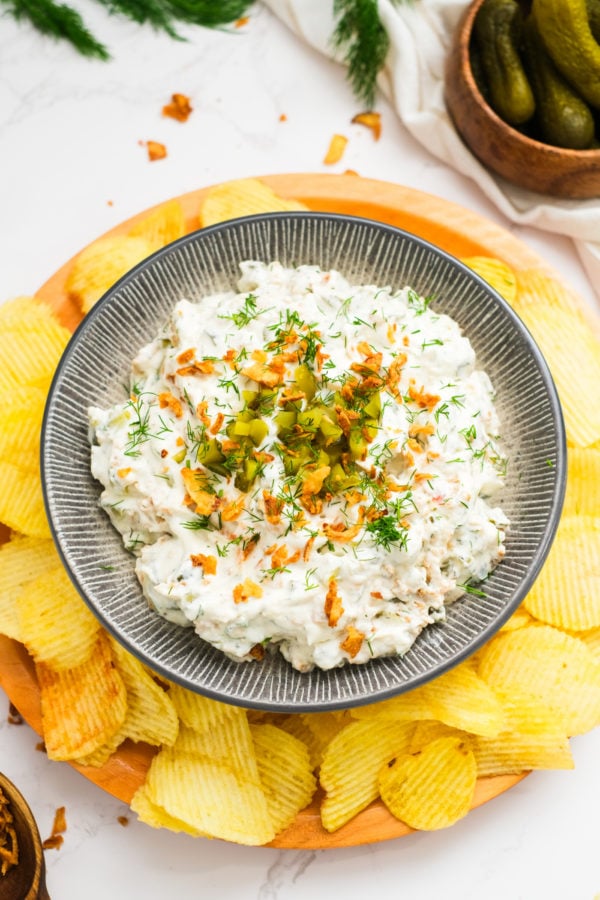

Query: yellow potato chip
[130,783,205,836]
[0,310,70,393]
[0,535,59,641]
[477,624,600,735]
[378,735,477,831]
[409,720,469,753]
[319,719,414,832]
[0,461,50,538]
[17,567,100,670]
[514,269,585,318]
[0,386,47,470]
[167,681,242,734]
[575,626,600,662]
[198,178,308,228]
[523,516,600,630]
[251,723,317,834]
[128,199,186,252]
[352,662,504,737]
[0,296,58,328]
[499,606,535,632]
[564,447,600,515]
[144,722,275,844]
[495,688,564,737]
[65,235,153,314]
[515,304,600,448]
[472,732,574,776]
[75,641,179,767]
[460,256,517,305]
[38,632,127,760]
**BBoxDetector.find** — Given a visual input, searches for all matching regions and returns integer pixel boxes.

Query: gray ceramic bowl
[42,212,566,711]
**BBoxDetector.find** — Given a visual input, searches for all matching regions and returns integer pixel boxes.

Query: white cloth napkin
[264,0,600,298]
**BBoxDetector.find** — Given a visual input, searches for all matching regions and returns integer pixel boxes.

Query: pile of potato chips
[1,178,599,845]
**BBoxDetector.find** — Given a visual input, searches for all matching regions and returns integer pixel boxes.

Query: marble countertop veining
[1,5,599,899]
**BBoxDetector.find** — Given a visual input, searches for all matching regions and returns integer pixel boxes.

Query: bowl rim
[457,0,600,159]
[41,210,567,711]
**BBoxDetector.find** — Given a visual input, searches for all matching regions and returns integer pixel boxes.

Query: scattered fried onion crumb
[0,788,18,876]
[146,141,167,162]
[323,134,348,165]
[351,111,382,140]
[235,16,249,27]
[117,815,130,827]
[162,93,193,123]
[42,806,67,851]
[35,742,46,753]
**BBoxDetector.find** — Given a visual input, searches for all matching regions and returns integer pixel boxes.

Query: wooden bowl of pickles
[445,0,600,198]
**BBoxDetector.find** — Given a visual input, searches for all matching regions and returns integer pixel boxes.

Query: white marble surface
[1,5,599,899]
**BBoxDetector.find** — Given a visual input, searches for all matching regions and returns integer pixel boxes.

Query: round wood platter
[4,171,592,849]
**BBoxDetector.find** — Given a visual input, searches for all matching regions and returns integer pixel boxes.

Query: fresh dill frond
[1,0,110,57]
[331,0,390,109]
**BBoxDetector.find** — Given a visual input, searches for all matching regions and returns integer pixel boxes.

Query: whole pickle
[532,0,600,109]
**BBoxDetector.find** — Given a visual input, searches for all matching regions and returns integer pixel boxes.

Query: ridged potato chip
[563,448,600,516]
[514,269,584,317]
[319,719,414,832]
[0,386,46,470]
[130,784,205,836]
[0,302,70,393]
[66,235,153,313]
[76,639,179,767]
[575,627,600,662]
[0,535,59,641]
[523,516,600,630]
[472,732,574,776]
[0,461,50,538]
[38,632,127,760]
[128,200,185,252]
[461,256,517,305]
[251,723,316,833]
[499,607,535,632]
[144,722,275,844]
[515,304,600,447]
[167,681,242,734]
[409,721,469,753]
[353,662,504,737]
[17,567,100,670]
[198,178,307,228]
[378,736,477,831]
[477,624,600,736]
[494,689,564,737]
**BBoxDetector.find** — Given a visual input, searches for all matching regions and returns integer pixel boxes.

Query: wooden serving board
[3,171,590,849]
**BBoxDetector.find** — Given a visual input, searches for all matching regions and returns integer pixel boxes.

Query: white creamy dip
[89,261,508,672]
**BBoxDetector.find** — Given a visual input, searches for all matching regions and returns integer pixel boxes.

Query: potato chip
[378,735,477,831]
[108,639,179,747]
[472,732,574,776]
[575,626,600,662]
[499,606,535,632]
[144,722,275,844]
[514,269,585,318]
[0,386,47,470]
[251,723,316,833]
[130,784,205,836]
[0,295,58,329]
[460,256,517,305]
[319,719,414,832]
[564,447,600,515]
[515,304,600,447]
[494,688,564,737]
[477,624,600,735]
[198,178,307,228]
[65,235,153,314]
[0,535,59,641]
[75,640,179,767]
[352,662,504,737]
[38,632,127,760]
[167,681,242,734]
[0,308,70,393]
[128,200,185,252]
[17,567,100,670]
[0,461,50,538]
[523,516,600,630]
[409,720,469,753]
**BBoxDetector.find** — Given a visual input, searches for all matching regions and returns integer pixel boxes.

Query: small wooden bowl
[445,0,600,198]
[0,773,49,900]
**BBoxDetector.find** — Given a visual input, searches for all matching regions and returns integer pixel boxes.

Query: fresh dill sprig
[2,0,255,58]
[365,514,408,552]
[331,0,390,109]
